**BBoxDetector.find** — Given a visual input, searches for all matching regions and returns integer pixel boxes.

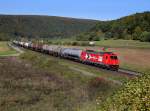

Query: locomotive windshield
[110,56,118,60]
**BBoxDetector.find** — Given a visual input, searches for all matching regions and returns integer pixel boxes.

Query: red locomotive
[60,48,119,71]
[81,50,119,70]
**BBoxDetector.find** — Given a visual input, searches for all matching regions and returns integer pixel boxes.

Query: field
[114,48,150,72]
[0,42,17,56]
[0,49,131,111]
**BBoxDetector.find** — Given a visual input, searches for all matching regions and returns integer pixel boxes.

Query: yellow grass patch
[0,47,10,51]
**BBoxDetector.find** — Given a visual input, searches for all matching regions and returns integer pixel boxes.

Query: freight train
[13,40,119,71]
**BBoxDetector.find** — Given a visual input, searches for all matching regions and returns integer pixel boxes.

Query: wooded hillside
[77,12,150,42]
[0,15,98,40]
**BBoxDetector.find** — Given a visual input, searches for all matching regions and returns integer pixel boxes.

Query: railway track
[72,61,141,77]
[118,68,141,76]
[11,43,141,77]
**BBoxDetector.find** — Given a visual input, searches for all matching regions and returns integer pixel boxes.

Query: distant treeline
[0,12,150,42]
[0,15,98,41]
[76,12,150,42]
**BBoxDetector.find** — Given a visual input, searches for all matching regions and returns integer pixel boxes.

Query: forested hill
[0,15,98,40]
[77,12,150,42]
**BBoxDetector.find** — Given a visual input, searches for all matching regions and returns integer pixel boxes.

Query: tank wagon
[60,48,82,60]
[13,40,119,71]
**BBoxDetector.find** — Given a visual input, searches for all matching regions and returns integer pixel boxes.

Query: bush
[101,72,150,111]
[71,41,78,46]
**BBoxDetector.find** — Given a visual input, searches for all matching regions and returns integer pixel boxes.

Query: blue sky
[0,0,150,20]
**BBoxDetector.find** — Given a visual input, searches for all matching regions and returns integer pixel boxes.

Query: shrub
[101,72,150,111]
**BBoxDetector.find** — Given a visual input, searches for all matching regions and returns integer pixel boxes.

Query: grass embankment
[0,50,126,111]
[0,42,17,56]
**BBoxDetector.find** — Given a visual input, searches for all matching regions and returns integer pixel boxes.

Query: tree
[133,26,142,40]
[111,23,126,39]
[76,33,89,41]
[140,31,150,42]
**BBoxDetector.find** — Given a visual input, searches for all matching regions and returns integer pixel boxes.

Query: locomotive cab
[104,53,119,71]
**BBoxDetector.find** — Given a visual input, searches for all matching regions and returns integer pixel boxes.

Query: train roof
[86,50,114,55]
